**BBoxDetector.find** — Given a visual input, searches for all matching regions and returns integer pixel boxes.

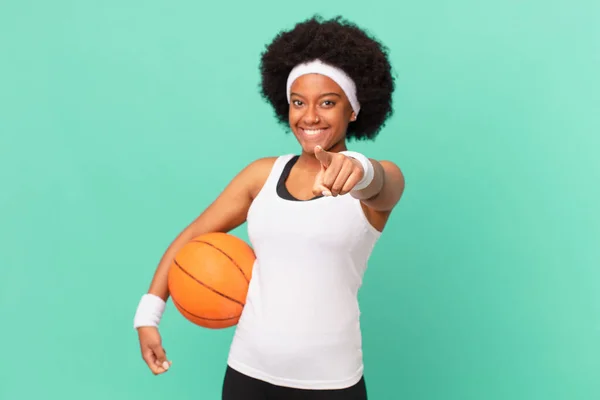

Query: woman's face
[288,73,355,154]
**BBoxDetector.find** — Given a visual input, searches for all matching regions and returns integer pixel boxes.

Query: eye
[321,100,336,107]
[292,100,304,106]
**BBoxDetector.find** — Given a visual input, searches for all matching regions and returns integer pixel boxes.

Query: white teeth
[304,129,323,135]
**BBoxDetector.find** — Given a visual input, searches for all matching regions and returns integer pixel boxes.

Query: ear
[350,112,357,122]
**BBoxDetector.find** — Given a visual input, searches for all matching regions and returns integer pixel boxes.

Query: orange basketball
[167,232,255,329]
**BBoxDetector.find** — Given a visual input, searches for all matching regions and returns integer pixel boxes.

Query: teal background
[1,0,599,399]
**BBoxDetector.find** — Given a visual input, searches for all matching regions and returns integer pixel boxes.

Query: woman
[133,15,405,400]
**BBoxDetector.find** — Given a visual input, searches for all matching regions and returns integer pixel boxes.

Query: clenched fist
[137,327,172,375]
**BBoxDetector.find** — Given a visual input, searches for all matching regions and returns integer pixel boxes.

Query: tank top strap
[259,154,296,193]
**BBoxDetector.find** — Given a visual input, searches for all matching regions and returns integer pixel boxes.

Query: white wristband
[133,293,166,329]
[339,151,374,191]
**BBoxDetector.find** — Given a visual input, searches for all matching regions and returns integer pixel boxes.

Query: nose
[302,105,320,125]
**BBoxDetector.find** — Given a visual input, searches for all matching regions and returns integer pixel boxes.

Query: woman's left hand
[312,145,364,197]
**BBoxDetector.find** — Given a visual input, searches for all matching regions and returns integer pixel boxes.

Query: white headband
[286,59,361,116]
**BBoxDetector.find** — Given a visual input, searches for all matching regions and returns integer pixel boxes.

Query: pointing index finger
[314,146,332,167]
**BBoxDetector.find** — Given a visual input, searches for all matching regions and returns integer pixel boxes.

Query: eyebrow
[290,92,342,99]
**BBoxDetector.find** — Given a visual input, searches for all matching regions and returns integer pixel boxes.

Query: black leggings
[222,366,368,400]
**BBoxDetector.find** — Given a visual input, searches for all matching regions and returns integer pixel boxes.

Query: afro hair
[259,15,395,141]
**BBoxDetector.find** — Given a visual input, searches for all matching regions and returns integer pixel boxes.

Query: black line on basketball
[191,239,250,283]
[173,259,245,306]
[171,296,240,321]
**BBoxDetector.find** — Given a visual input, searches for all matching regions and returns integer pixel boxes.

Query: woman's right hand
[138,326,172,375]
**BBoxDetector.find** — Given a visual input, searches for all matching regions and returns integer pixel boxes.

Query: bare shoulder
[377,159,405,198]
[247,156,279,171]
[242,156,278,199]
[191,156,278,234]
[379,160,404,180]
[360,159,405,232]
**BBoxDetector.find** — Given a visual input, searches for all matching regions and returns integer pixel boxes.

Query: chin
[294,127,334,152]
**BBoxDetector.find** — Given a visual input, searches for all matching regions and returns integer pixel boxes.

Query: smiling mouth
[300,127,329,136]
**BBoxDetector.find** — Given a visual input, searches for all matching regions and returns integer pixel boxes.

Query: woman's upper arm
[187,157,276,235]
[361,160,405,232]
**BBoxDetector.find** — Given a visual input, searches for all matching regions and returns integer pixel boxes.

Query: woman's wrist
[133,293,166,329]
